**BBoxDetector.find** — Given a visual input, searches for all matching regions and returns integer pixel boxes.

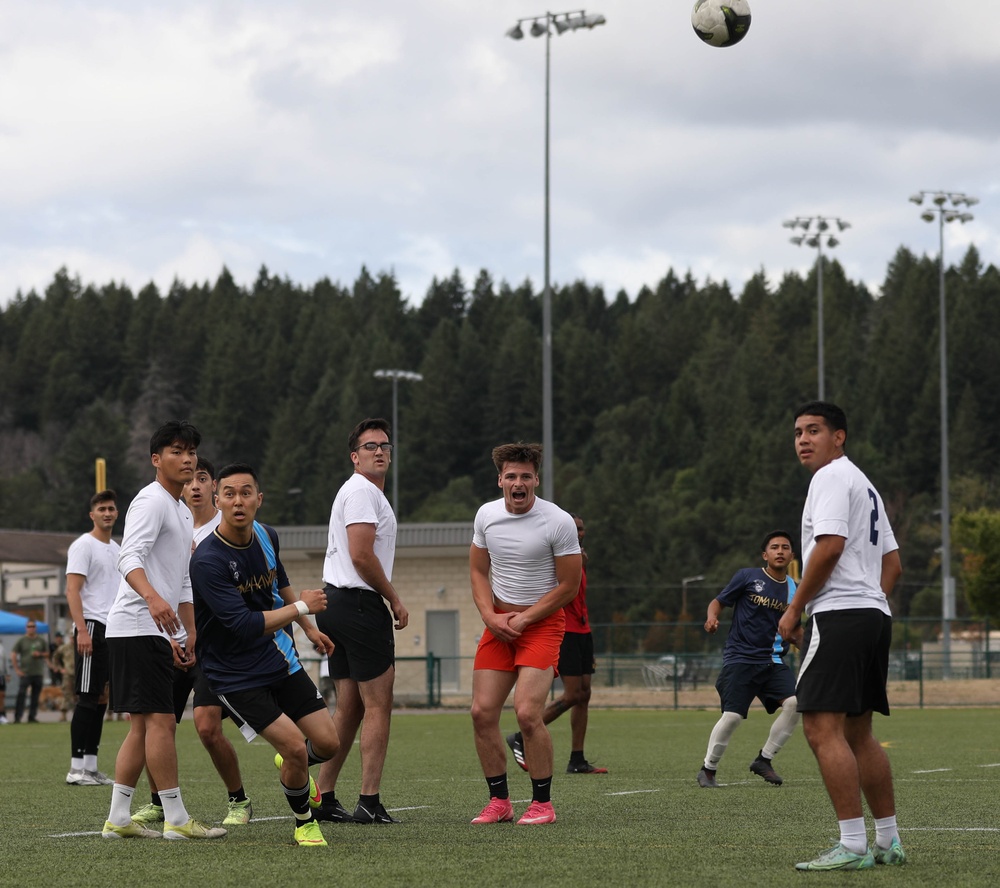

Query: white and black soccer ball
[691,0,752,48]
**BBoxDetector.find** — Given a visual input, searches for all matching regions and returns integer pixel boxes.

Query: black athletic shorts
[217,668,326,742]
[796,608,892,717]
[74,619,109,697]
[715,661,796,718]
[557,631,596,677]
[108,635,175,714]
[316,585,395,682]
[171,661,225,722]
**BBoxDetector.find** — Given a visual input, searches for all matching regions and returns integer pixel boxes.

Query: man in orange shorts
[469,443,582,826]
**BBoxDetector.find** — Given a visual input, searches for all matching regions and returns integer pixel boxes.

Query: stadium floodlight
[373,369,423,517]
[910,189,979,680]
[782,215,851,400]
[505,8,606,503]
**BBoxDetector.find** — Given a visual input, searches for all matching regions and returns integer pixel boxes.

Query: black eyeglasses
[357,442,393,453]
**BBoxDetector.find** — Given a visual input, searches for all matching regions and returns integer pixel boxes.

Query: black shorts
[558,632,596,677]
[796,608,892,717]
[217,669,326,742]
[171,661,225,722]
[108,635,175,714]
[74,619,109,697]
[315,585,395,682]
[715,661,796,718]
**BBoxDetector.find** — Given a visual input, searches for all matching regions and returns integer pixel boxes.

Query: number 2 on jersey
[867,488,879,546]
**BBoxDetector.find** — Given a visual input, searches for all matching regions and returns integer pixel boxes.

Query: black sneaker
[566,759,608,774]
[505,732,528,772]
[352,801,401,824]
[749,753,783,786]
[314,798,353,823]
[697,766,718,788]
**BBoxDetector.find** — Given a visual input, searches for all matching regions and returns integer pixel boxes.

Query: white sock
[704,711,742,769]
[108,784,135,826]
[838,816,868,855]
[84,754,98,772]
[158,787,190,827]
[71,757,85,772]
[874,815,899,849]
[761,696,800,759]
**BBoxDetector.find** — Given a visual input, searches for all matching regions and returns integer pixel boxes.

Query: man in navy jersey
[778,402,904,871]
[191,463,339,848]
[697,531,800,789]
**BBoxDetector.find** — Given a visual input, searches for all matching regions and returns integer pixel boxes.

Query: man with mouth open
[469,443,582,826]
[697,530,800,789]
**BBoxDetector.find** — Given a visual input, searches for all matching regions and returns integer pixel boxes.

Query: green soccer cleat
[102,819,161,839]
[274,752,321,808]
[131,803,164,824]
[294,820,328,847]
[222,798,253,825]
[163,818,227,840]
[873,837,907,866]
[795,844,875,871]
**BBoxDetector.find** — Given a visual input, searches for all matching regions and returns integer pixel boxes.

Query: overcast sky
[1,1,997,307]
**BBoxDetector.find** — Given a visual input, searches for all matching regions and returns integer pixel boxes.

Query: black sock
[228,786,247,804]
[486,773,509,800]
[359,792,380,810]
[531,776,552,805]
[282,780,313,820]
[569,750,585,763]
[151,792,162,806]
[757,749,771,762]
[305,738,330,766]
[321,791,340,808]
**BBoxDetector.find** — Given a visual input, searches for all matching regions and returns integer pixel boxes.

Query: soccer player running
[470,443,582,825]
[507,513,607,775]
[64,490,120,786]
[777,401,906,871]
[191,463,339,848]
[697,531,800,789]
[102,421,225,840]
[314,418,408,825]
[133,458,252,828]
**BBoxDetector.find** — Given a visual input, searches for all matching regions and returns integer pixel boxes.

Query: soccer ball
[691,0,752,48]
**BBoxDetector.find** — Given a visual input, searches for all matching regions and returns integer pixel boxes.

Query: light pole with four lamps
[506,9,606,502]
[909,189,978,678]
[783,215,851,401]
[373,368,423,517]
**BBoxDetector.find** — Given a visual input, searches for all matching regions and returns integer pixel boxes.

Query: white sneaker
[66,769,101,786]
[0,715,8,724]
[86,769,114,785]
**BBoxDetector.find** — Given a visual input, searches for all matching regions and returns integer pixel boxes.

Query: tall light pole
[783,215,851,401]
[506,9,606,502]
[909,189,978,678]
[373,368,423,517]
[681,574,705,619]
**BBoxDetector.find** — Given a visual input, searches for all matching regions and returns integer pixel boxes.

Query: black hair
[348,418,391,452]
[149,420,201,455]
[216,462,260,488]
[794,401,848,438]
[760,530,794,554]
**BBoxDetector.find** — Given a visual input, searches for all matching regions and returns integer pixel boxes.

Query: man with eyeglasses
[314,417,409,825]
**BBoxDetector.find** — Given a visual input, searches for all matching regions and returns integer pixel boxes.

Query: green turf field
[2,707,998,886]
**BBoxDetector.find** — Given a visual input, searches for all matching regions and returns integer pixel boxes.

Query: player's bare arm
[347,521,408,629]
[777,534,845,641]
[125,567,181,636]
[704,598,724,634]
[880,550,902,598]
[507,552,582,634]
[278,585,335,656]
[470,543,520,642]
[261,587,328,635]
[65,573,93,655]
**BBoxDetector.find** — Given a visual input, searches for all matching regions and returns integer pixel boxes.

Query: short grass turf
[2,707,998,887]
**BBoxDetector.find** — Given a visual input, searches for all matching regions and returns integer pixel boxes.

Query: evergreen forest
[2,247,1000,625]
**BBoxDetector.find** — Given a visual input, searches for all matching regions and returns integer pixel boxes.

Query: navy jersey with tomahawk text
[191,521,299,694]
[715,568,797,665]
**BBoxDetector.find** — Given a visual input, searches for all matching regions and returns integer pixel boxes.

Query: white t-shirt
[192,511,221,549]
[472,497,580,606]
[106,480,195,639]
[801,455,898,617]
[322,472,397,590]
[65,533,121,624]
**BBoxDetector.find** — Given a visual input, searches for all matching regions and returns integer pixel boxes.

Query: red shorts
[474,608,565,673]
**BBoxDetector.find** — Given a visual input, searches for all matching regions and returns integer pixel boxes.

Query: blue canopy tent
[0,610,49,633]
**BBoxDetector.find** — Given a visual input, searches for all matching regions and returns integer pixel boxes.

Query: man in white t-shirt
[314,418,409,825]
[101,420,225,841]
[133,456,251,828]
[64,490,121,786]
[469,443,581,826]
[778,402,905,871]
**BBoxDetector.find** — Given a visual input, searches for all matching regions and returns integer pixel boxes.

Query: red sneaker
[471,797,514,824]
[516,801,557,825]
